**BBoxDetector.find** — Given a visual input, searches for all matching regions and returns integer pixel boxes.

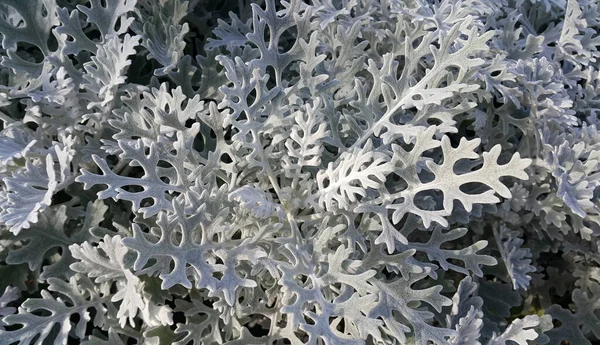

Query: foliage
[0,0,599,344]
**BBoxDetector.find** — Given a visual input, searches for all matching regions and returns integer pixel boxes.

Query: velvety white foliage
[0,154,62,234]
[0,128,36,165]
[70,234,173,327]
[487,315,552,345]
[228,185,284,219]
[317,140,393,211]
[0,286,18,328]
[0,276,109,345]
[494,225,536,290]
[5,205,95,280]
[0,0,599,344]
[133,0,190,76]
[81,34,141,121]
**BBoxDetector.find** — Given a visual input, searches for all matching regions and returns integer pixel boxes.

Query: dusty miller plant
[0,0,598,344]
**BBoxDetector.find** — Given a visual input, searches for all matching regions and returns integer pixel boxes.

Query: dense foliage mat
[0,0,599,344]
